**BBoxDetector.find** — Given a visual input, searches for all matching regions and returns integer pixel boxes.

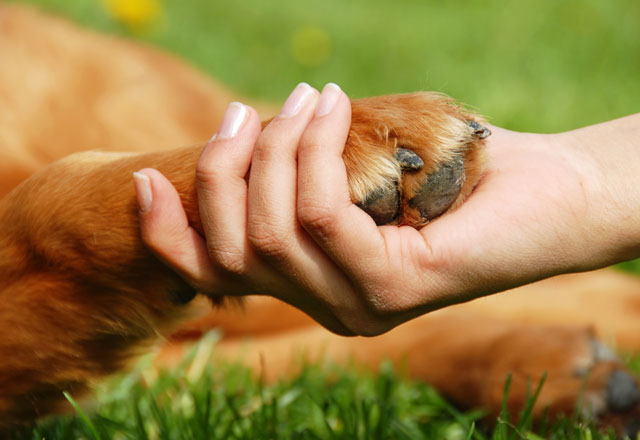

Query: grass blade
[63,391,102,440]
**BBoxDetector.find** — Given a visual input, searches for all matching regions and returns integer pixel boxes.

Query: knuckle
[208,245,247,277]
[195,162,225,187]
[336,288,402,336]
[362,285,414,317]
[247,226,291,260]
[356,324,389,337]
[362,290,393,315]
[297,203,336,235]
[252,142,277,165]
[341,313,391,337]
[325,303,391,338]
[298,137,324,160]
[253,130,292,164]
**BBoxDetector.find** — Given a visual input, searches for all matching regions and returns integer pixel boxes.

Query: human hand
[136,83,366,335]
[134,82,640,335]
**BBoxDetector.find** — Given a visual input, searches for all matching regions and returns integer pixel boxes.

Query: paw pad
[346,93,491,227]
[355,183,400,225]
[408,152,465,221]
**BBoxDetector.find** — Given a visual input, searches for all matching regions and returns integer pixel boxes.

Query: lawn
[11,0,640,133]
[22,334,621,440]
[8,0,640,438]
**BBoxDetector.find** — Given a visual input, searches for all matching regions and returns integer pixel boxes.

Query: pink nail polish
[315,83,341,117]
[133,172,152,213]
[279,83,315,118]
[217,102,247,139]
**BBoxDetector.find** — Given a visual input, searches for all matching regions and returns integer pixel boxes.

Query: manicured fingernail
[279,82,315,118]
[315,83,341,117]
[133,171,152,213]
[217,102,247,139]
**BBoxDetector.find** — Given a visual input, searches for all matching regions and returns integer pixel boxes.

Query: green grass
[10,0,640,133]
[7,1,640,437]
[16,334,624,440]
[11,0,640,272]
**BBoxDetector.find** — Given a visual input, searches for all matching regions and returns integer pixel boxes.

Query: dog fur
[2,4,640,435]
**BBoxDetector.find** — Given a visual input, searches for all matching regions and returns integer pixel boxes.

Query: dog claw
[395,147,424,171]
[358,119,488,226]
[468,120,491,139]
[607,370,640,412]
[409,153,465,221]
[356,183,400,226]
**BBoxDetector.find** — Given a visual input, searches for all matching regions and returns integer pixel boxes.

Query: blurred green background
[8,2,640,436]
[8,0,640,271]
[9,0,640,134]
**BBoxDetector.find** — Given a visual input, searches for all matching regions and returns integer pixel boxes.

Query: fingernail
[133,171,152,213]
[279,82,315,118]
[217,102,247,139]
[315,83,341,117]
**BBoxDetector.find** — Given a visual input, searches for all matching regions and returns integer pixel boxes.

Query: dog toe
[355,182,400,225]
[607,370,640,413]
[345,93,490,227]
[408,152,466,221]
[356,146,466,225]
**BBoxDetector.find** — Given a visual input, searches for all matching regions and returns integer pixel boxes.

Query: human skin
[134,83,640,336]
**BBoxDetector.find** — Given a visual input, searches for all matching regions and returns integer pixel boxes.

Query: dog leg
[0,92,486,426]
[169,299,640,437]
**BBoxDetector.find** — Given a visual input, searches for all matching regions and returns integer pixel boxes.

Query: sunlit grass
[20,334,627,440]
[6,1,640,437]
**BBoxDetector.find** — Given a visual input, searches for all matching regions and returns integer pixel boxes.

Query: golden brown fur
[164,270,640,424]
[2,4,640,436]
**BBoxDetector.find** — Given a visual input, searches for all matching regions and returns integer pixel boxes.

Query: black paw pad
[356,182,400,226]
[409,153,465,221]
[607,370,640,412]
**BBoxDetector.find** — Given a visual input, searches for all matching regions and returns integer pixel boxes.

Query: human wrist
[555,115,640,268]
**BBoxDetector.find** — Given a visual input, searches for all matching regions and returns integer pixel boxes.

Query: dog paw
[580,346,640,439]
[345,92,489,227]
[471,328,640,437]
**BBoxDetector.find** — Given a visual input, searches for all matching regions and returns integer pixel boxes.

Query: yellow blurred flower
[102,0,161,32]
[291,26,333,68]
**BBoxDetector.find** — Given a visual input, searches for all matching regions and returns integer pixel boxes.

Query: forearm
[557,113,640,268]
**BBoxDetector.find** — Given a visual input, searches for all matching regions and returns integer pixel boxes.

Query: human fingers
[134,168,218,290]
[244,84,365,334]
[296,84,484,325]
[247,82,318,259]
[134,100,264,297]
[194,98,358,335]
[297,83,384,264]
[135,98,353,334]
[194,102,267,292]
[295,85,390,283]
[291,84,423,333]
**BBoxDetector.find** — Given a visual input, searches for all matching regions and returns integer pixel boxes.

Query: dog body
[3,4,640,434]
